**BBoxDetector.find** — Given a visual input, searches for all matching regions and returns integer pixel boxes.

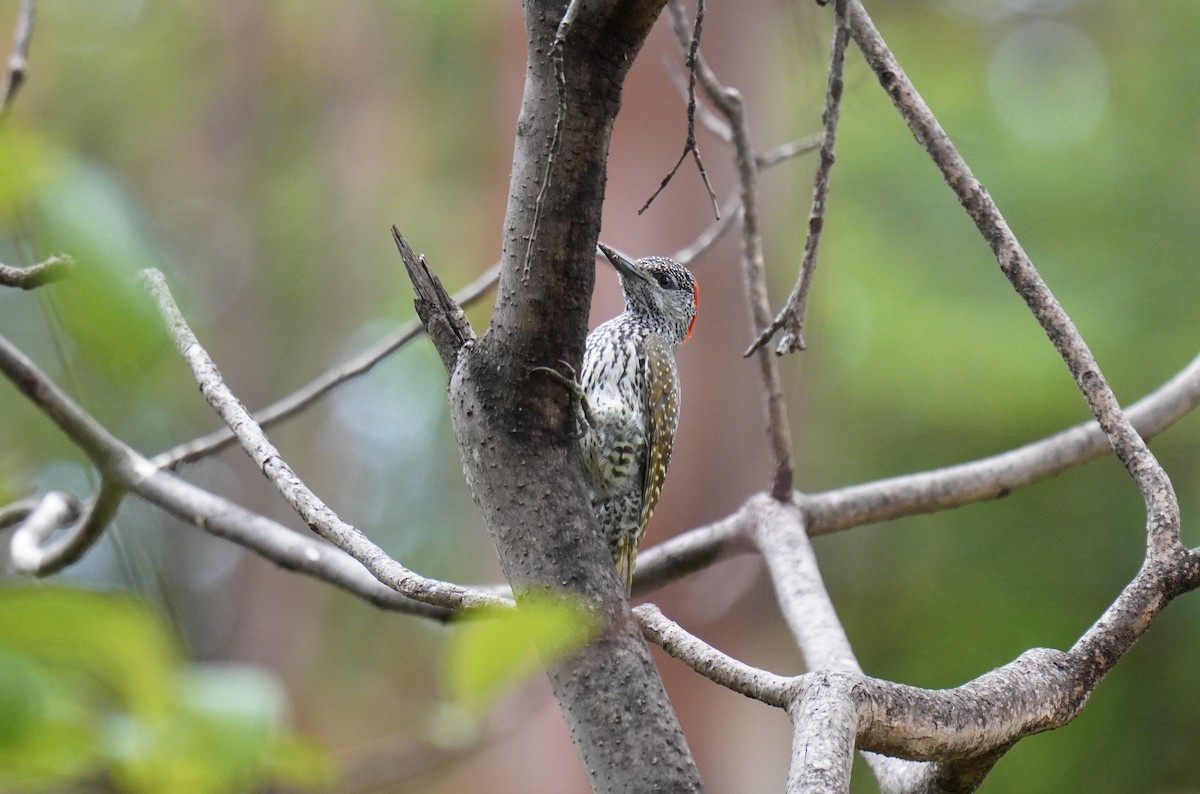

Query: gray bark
[415,1,704,791]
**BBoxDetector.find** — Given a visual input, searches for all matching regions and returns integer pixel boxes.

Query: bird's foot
[532,360,593,439]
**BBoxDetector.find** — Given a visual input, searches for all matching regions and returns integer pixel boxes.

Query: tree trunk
[442,1,704,790]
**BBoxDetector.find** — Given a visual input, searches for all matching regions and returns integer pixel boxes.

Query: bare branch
[640,0,719,219]
[787,673,857,793]
[747,495,857,673]
[744,493,948,789]
[630,502,753,596]
[667,0,795,501]
[638,491,1081,788]
[757,135,823,170]
[1,0,34,118]
[847,0,1180,564]
[636,603,793,707]
[670,137,822,266]
[0,254,74,290]
[1067,549,1200,695]
[745,0,849,357]
[8,483,122,575]
[153,260,500,469]
[140,268,505,612]
[664,55,731,144]
[392,227,476,373]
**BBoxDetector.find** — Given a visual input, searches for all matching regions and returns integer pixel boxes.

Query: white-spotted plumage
[576,244,698,594]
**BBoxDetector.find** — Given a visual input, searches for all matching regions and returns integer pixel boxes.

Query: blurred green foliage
[443,592,600,717]
[0,586,334,793]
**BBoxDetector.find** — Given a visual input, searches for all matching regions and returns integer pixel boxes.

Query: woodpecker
[544,243,698,595]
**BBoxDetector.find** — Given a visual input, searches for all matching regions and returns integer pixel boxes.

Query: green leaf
[443,592,600,715]
[0,585,179,716]
[106,664,337,794]
[0,125,68,220]
[35,161,169,379]
[0,587,334,791]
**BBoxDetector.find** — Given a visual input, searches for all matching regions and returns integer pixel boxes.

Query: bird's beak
[597,243,643,282]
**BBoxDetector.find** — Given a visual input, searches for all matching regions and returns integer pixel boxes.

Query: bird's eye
[653,272,673,289]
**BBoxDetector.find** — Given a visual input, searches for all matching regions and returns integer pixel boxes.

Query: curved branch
[8,481,122,575]
[153,260,501,469]
[848,0,1180,565]
[0,332,464,620]
[635,603,792,707]
[141,268,505,612]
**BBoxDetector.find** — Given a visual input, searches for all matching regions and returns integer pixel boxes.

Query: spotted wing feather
[615,332,680,592]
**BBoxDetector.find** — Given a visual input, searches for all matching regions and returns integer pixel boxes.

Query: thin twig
[635,603,793,707]
[848,0,1180,566]
[664,56,731,144]
[140,268,509,612]
[745,0,849,357]
[639,0,719,219]
[757,135,823,170]
[670,192,739,265]
[670,137,822,266]
[0,254,74,290]
[1,0,34,118]
[667,0,795,501]
[152,261,500,469]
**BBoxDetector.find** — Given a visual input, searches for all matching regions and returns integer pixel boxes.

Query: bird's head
[598,243,698,344]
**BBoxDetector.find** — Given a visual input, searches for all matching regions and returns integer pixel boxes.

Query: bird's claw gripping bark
[533,359,594,439]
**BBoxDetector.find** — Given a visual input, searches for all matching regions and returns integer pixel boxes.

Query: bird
[541,243,698,595]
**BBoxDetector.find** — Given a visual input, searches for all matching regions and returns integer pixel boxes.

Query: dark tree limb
[392,226,476,373]
[400,1,703,789]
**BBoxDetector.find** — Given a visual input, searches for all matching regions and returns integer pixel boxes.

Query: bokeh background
[2,1,1200,791]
